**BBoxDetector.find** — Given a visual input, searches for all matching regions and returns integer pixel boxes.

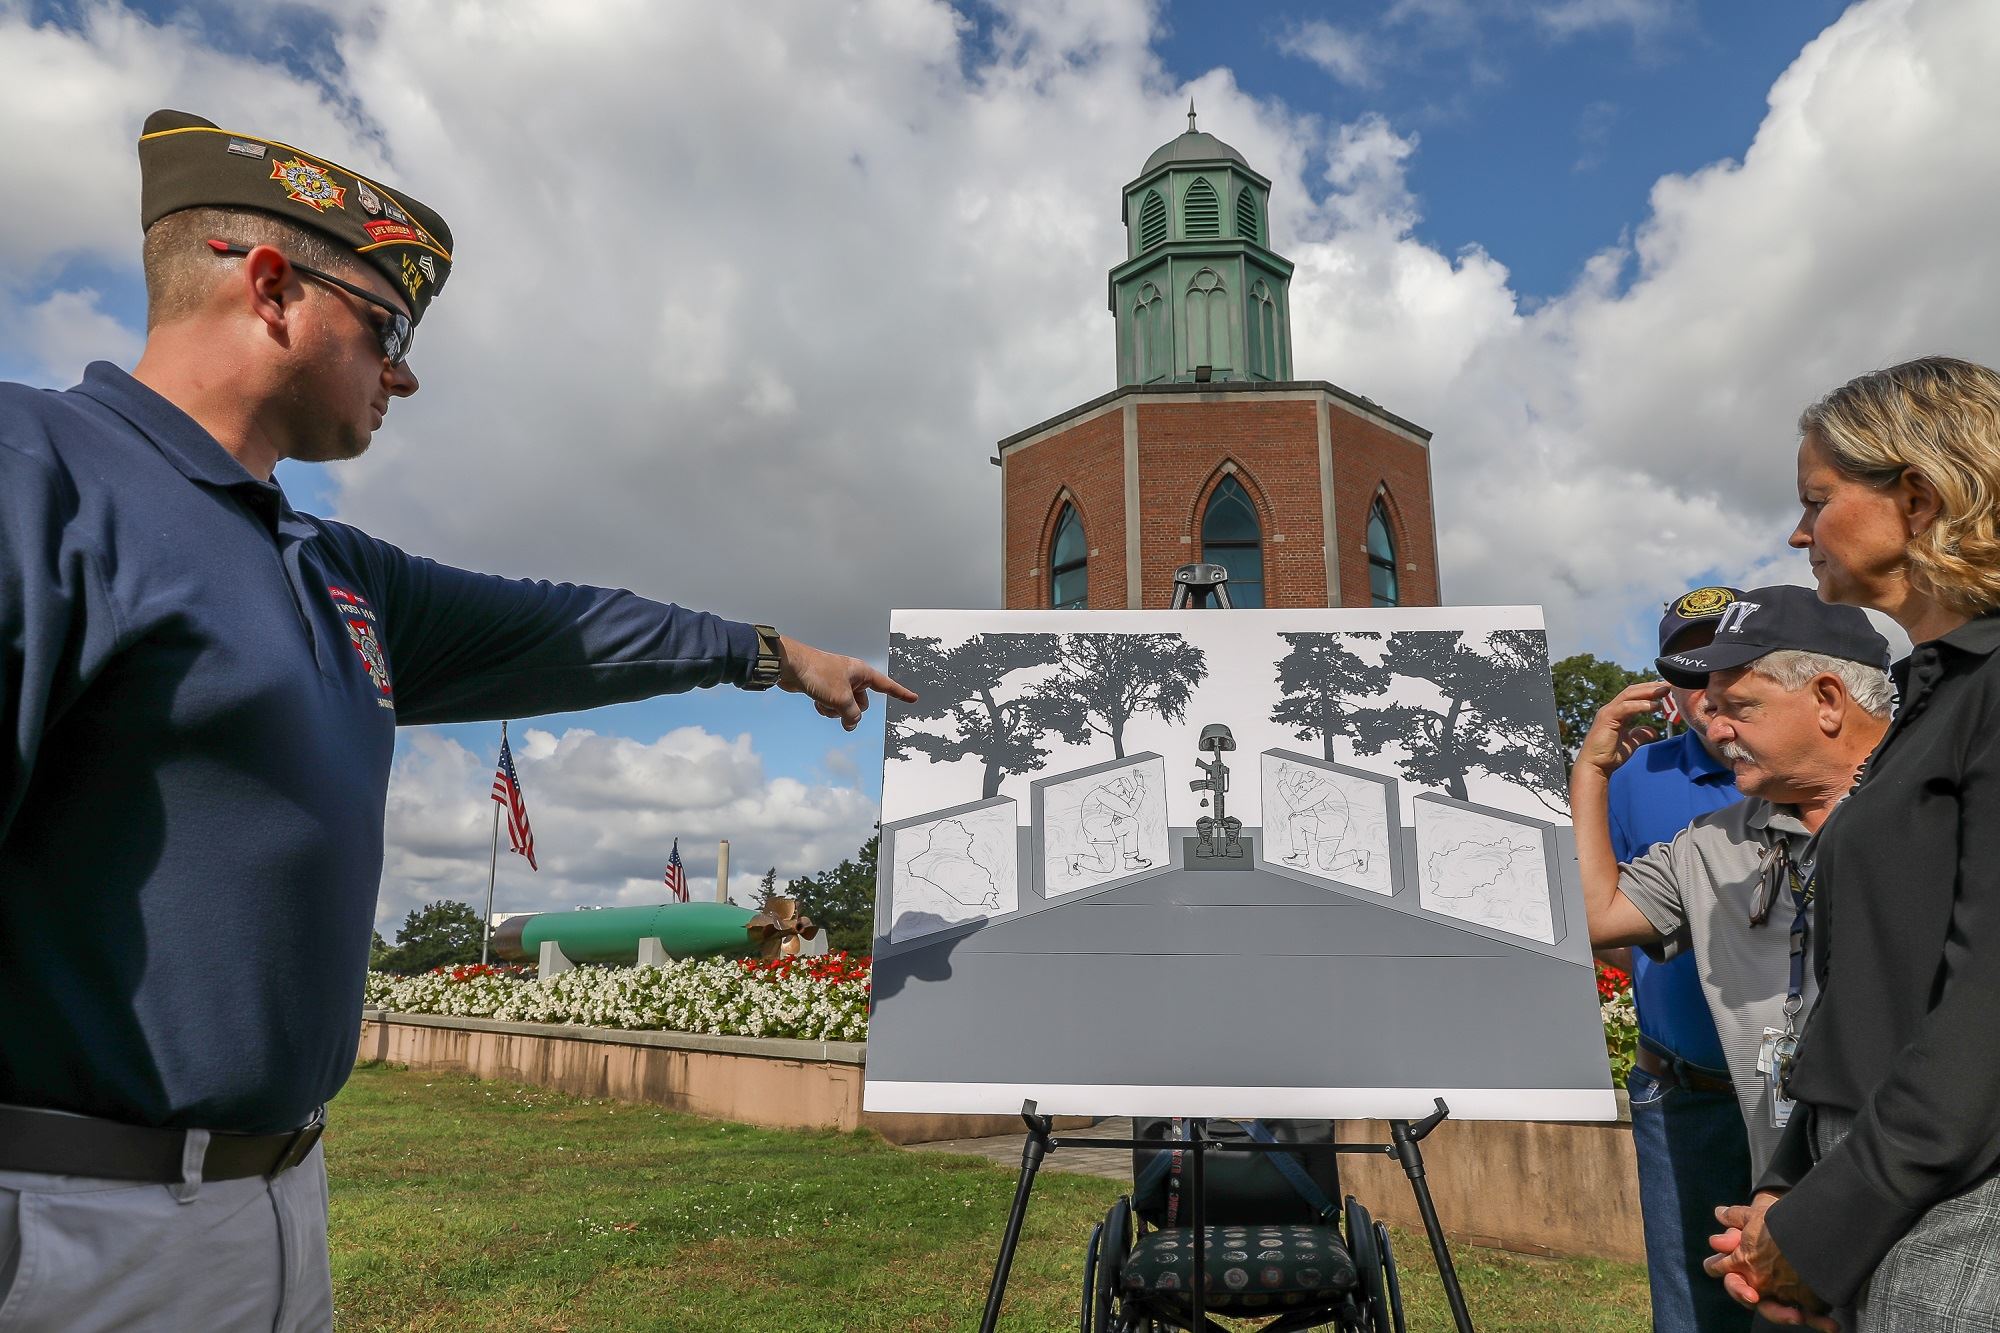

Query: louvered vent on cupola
[1183,178,1219,237]
[1139,191,1167,250]
[1235,187,1259,244]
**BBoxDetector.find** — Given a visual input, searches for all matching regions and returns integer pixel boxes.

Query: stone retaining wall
[358,1012,1642,1261]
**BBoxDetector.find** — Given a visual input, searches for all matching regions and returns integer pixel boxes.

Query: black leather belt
[0,1104,325,1183]
[1635,1045,1734,1096]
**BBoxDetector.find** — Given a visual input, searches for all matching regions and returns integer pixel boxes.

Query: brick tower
[1000,109,1440,611]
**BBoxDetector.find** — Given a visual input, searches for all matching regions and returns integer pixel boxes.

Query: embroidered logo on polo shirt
[327,585,394,709]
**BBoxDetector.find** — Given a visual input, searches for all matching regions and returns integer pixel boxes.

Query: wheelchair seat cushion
[1120,1223,1358,1314]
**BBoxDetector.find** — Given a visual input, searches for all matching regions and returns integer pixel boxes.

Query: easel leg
[1388,1118,1475,1333]
[977,1104,1054,1333]
[1189,1123,1207,1331]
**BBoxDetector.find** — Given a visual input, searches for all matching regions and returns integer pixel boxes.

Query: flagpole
[481,721,505,965]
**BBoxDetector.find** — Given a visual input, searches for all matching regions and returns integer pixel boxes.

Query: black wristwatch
[744,624,784,691]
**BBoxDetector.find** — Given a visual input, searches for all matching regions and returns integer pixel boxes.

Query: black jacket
[1761,610,2000,1306]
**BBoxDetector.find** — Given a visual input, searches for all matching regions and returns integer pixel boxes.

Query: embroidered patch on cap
[269,156,346,212]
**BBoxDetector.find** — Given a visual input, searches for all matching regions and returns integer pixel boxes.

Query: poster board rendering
[865,607,1615,1122]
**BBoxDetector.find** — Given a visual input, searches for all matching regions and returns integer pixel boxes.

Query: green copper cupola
[1111,104,1295,386]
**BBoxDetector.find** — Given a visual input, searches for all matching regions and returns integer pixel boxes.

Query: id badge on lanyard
[1751,839,1815,1129]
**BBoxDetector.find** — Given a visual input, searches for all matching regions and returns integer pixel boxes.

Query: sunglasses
[206,239,414,366]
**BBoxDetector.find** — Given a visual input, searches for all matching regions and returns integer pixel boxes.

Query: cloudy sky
[5,0,1991,929]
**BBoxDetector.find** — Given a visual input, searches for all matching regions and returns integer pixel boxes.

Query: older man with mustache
[1572,585,1891,1324]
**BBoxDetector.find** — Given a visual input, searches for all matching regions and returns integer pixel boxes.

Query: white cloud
[6,0,1999,903]
[1276,19,1381,89]
[2,289,143,385]
[1530,0,1684,41]
[378,727,877,931]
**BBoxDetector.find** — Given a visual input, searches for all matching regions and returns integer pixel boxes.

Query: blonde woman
[1710,356,2000,1331]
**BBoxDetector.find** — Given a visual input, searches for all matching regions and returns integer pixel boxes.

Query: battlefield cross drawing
[864,606,1616,1121]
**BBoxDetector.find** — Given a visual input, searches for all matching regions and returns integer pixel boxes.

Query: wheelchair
[1079,1118,1406,1333]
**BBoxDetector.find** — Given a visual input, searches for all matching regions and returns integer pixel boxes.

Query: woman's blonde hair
[1800,355,2000,617]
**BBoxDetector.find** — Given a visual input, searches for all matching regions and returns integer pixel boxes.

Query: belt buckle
[268,1106,326,1178]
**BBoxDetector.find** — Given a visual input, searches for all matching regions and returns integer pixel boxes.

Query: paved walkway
[904,1118,1135,1181]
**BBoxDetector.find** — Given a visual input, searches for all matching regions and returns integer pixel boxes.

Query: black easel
[975,1100,1475,1333]
[974,565,1477,1333]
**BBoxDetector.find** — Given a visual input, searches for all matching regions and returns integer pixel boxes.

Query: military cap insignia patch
[363,218,420,245]
[1673,586,1736,619]
[270,156,346,212]
[141,109,451,325]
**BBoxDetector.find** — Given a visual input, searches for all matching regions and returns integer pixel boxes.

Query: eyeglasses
[206,239,414,366]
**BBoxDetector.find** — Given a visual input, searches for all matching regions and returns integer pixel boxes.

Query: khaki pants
[0,1142,332,1332]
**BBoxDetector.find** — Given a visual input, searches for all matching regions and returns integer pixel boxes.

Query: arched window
[1138,190,1167,251]
[1201,475,1263,608]
[1367,499,1399,608]
[1183,178,1219,237]
[1050,504,1088,608]
[1131,281,1166,383]
[1247,279,1277,380]
[1186,267,1228,372]
[1235,187,1260,244]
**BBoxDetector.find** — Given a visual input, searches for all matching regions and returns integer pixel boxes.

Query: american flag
[490,727,537,871]
[663,839,688,902]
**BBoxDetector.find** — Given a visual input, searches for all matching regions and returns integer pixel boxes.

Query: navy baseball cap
[1656,584,1890,687]
[1657,585,1744,654]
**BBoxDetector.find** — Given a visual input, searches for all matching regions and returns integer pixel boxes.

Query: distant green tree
[788,834,879,955]
[1550,653,1654,756]
[368,930,392,970]
[754,866,782,911]
[377,900,485,974]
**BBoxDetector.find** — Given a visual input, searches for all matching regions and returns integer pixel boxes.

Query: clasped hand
[1705,1191,1836,1330]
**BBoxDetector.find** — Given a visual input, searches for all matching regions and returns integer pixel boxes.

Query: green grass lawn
[328,1063,1649,1332]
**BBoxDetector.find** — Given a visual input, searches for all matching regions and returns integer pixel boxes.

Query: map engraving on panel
[1413,795,1557,944]
[1259,751,1396,895]
[1035,754,1170,898]
[887,797,1019,943]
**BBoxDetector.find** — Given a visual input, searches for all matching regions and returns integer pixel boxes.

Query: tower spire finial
[1188,98,1197,133]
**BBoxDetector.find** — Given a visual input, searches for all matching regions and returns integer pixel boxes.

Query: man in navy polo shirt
[1609,586,1751,1333]
[0,111,912,1330]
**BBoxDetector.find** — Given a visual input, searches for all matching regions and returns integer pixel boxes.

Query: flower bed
[1598,960,1637,1083]
[362,953,870,1042]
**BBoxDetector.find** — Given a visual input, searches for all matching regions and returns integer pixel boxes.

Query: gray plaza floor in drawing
[866,832,1610,1120]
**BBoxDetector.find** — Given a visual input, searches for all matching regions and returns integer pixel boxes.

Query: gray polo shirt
[1617,797,1818,1173]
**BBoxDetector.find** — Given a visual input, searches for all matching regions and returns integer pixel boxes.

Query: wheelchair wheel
[1373,1221,1406,1333]
[1090,1197,1132,1333]
[1082,1222,1103,1333]
[1343,1197,1392,1333]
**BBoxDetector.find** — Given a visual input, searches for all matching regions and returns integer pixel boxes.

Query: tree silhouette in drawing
[1348,629,1570,813]
[1269,632,1390,760]
[1038,634,1208,759]
[886,633,1068,798]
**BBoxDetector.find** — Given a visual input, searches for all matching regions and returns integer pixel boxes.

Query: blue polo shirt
[1605,729,1740,1072]
[0,363,758,1133]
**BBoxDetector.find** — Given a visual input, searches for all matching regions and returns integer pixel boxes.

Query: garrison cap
[138,109,452,324]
